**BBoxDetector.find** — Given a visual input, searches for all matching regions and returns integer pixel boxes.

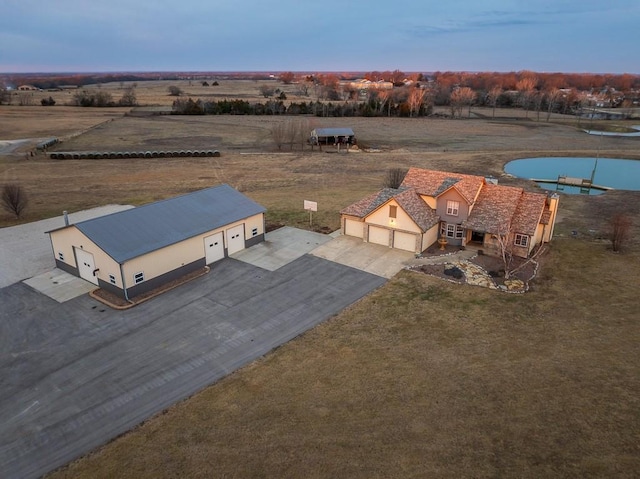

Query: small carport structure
[47,184,266,300]
[310,127,355,145]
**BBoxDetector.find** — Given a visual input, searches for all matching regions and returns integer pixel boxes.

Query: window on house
[58,252,64,261]
[252,227,258,236]
[134,272,145,284]
[446,200,459,216]
[109,274,116,285]
[514,234,529,247]
[456,225,464,239]
[441,223,464,239]
[389,205,397,218]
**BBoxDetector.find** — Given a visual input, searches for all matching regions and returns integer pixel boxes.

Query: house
[310,128,355,146]
[340,167,559,258]
[47,185,266,300]
[17,85,39,91]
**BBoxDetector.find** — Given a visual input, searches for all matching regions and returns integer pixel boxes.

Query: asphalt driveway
[0,255,385,479]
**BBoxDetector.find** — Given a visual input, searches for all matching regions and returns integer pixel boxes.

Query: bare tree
[407,87,425,117]
[516,77,537,118]
[383,168,408,189]
[376,89,392,116]
[18,92,35,106]
[545,88,562,121]
[271,122,287,150]
[259,84,275,98]
[167,85,183,96]
[118,87,137,106]
[295,119,311,150]
[609,213,632,252]
[2,184,29,218]
[279,72,295,84]
[487,86,502,118]
[450,87,475,118]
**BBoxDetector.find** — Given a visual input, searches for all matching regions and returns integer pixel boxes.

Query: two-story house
[340,167,559,258]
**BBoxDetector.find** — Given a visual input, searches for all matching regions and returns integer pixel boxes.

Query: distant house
[340,168,559,258]
[17,85,39,91]
[310,128,356,146]
[47,185,266,300]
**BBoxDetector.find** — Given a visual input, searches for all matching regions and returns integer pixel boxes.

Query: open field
[47,239,640,479]
[1,84,639,477]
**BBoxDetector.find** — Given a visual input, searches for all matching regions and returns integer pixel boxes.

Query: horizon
[1,1,638,75]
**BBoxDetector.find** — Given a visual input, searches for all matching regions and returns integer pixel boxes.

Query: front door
[204,232,224,264]
[226,224,245,255]
[74,247,99,285]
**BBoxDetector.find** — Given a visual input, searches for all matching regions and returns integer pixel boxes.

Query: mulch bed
[413,248,540,291]
[90,267,209,309]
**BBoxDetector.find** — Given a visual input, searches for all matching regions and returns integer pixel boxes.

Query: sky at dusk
[1,0,638,74]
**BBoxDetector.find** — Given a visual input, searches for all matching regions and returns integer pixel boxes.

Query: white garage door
[74,247,99,285]
[226,224,245,255]
[368,226,389,247]
[204,232,224,264]
[344,219,364,238]
[393,231,417,252]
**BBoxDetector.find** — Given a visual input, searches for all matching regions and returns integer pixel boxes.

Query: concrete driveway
[311,234,415,278]
[0,206,133,288]
[0,255,385,479]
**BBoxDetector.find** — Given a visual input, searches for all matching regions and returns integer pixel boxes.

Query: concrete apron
[23,269,97,303]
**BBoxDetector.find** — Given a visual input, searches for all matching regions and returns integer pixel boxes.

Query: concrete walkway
[23,268,97,302]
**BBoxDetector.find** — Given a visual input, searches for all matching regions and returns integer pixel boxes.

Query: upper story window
[446,200,459,216]
[514,234,529,247]
[389,205,397,218]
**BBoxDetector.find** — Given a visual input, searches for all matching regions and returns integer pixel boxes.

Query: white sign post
[303,200,318,226]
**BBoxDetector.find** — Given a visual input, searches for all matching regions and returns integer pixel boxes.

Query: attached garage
[368,225,390,247]
[393,231,418,252]
[48,184,266,300]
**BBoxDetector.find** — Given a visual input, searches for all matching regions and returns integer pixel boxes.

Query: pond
[584,125,640,137]
[504,157,640,195]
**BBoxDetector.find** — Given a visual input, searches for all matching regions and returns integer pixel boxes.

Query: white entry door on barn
[74,247,99,285]
[226,224,245,255]
[204,232,225,264]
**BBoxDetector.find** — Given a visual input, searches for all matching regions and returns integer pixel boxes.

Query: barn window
[58,252,64,261]
[134,272,145,284]
[446,200,459,216]
[252,227,258,236]
[389,205,397,218]
[109,274,116,285]
[514,234,529,247]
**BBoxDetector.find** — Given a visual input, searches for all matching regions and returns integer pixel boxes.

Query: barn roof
[313,128,355,137]
[58,185,265,263]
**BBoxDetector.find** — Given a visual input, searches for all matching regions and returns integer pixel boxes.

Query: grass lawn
[48,239,639,479]
[1,83,639,477]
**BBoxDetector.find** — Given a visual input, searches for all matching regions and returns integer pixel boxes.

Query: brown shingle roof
[394,189,439,231]
[401,167,484,204]
[511,192,547,235]
[340,187,438,232]
[340,188,406,217]
[463,183,523,233]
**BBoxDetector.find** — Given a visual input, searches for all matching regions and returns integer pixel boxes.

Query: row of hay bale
[36,138,59,150]
[50,150,221,160]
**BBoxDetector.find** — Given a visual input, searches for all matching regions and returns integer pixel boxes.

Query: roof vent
[485,176,498,185]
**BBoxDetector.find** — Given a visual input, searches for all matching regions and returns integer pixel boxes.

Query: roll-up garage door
[393,231,417,252]
[368,226,389,247]
[344,219,364,238]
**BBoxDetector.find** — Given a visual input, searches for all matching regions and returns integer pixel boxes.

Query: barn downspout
[120,263,131,303]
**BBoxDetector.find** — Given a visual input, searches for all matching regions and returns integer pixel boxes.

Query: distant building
[310,127,356,146]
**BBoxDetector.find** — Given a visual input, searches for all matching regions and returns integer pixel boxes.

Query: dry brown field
[1,81,639,478]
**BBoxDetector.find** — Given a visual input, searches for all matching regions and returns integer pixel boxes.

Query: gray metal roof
[71,184,265,263]
[312,128,355,137]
